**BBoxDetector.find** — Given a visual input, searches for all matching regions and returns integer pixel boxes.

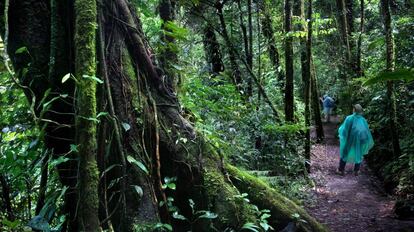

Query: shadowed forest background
[0,0,413,231]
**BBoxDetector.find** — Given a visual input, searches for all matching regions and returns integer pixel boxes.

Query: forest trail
[307,116,414,232]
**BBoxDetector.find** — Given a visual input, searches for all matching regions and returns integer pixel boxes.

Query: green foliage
[363,69,414,86]
[0,70,65,231]
[126,155,149,174]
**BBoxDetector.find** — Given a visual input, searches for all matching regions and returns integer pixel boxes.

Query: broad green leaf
[126,155,149,174]
[260,222,272,231]
[167,183,176,190]
[364,69,414,86]
[50,156,69,167]
[15,47,28,54]
[96,112,108,118]
[260,213,271,220]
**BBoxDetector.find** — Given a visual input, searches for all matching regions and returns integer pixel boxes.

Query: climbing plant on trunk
[284,0,295,122]
[73,0,100,229]
[381,0,401,158]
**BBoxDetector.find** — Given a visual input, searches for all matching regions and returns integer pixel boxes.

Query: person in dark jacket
[322,94,335,122]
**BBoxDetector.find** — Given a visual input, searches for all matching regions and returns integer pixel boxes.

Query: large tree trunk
[216,1,244,94]
[311,60,324,141]
[159,0,179,90]
[336,0,351,65]
[381,0,401,158]
[3,0,327,231]
[285,0,295,122]
[356,0,364,76]
[203,24,225,76]
[304,0,313,172]
[247,0,254,96]
[4,0,80,230]
[73,0,100,229]
[258,1,284,90]
[294,0,311,171]
[0,175,14,221]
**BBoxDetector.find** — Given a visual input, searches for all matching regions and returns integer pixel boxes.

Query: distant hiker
[337,104,374,176]
[322,95,335,122]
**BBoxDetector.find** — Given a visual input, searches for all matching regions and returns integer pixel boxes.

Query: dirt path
[306,116,414,232]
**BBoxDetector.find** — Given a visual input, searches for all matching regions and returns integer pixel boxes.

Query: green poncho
[339,113,374,164]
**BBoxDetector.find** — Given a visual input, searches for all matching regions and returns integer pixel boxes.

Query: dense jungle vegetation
[0,0,413,231]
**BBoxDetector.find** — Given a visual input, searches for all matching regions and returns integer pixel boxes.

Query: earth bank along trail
[306,116,414,232]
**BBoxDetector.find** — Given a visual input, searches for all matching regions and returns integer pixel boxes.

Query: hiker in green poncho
[337,104,374,176]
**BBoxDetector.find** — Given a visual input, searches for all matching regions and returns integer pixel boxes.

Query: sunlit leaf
[197,211,218,219]
[122,122,131,132]
[172,211,187,221]
[132,185,143,198]
[82,74,104,84]
[61,73,71,83]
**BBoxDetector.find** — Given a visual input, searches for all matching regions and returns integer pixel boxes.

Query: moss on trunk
[74,0,100,230]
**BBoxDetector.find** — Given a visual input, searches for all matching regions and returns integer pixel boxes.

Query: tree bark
[73,0,100,230]
[336,0,351,66]
[356,0,364,76]
[311,59,324,141]
[216,1,244,93]
[247,0,254,96]
[258,2,284,90]
[381,0,401,158]
[5,1,80,230]
[159,0,179,90]
[203,24,225,75]
[0,175,14,220]
[285,0,295,122]
[304,0,313,173]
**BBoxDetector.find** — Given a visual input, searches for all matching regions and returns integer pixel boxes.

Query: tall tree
[311,60,324,141]
[0,175,14,221]
[73,0,100,229]
[203,24,225,75]
[215,1,244,93]
[247,0,254,96]
[381,0,401,157]
[258,0,284,89]
[284,0,295,122]
[356,0,364,76]
[304,0,313,172]
[159,0,179,91]
[293,0,306,98]
[336,0,351,67]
